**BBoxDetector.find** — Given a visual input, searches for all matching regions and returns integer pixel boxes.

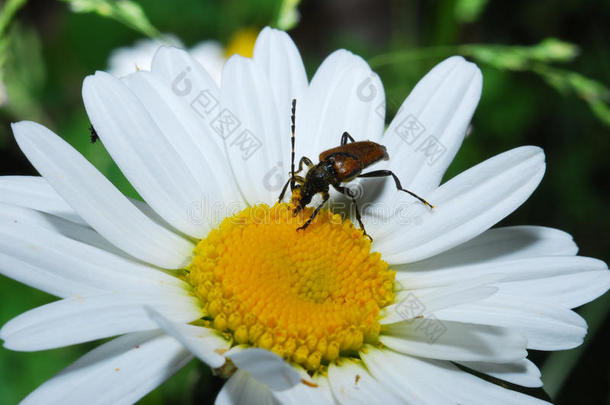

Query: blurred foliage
[369,38,610,128]
[61,0,160,38]
[1,23,47,122]
[532,64,610,126]
[0,0,608,404]
[274,0,301,30]
[462,38,579,68]
[0,0,27,106]
[454,0,489,23]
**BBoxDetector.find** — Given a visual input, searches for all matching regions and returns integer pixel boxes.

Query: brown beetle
[279,100,434,239]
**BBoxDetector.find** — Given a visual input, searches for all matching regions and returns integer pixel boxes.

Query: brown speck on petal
[301,378,318,388]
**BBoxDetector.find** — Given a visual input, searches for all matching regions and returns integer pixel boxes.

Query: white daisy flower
[107,35,225,84]
[1,26,609,404]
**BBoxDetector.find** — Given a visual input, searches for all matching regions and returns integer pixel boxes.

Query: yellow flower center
[186,203,395,371]
[224,28,258,58]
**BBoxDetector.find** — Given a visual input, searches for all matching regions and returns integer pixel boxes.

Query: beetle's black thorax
[296,161,336,209]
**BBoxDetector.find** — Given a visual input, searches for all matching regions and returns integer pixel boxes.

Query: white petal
[380,320,527,362]
[498,268,610,309]
[0,201,125,257]
[0,203,188,298]
[151,46,225,153]
[361,347,455,404]
[82,71,212,238]
[253,27,308,185]
[459,359,543,388]
[328,358,404,404]
[1,292,201,350]
[397,255,605,291]
[220,55,285,205]
[434,294,587,350]
[146,307,228,368]
[382,56,482,195]
[361,346,551,404]
[297,50,386,163]
[21,331,192,405]
[376,146,545,262]
[396,225,579,285]
[122,70,243,212]
[271,367,335,405]
[397,253,610,309]
[107,35,183,77]
[0,176,85,224]
[11,121,193,269]
[216,370,277,405]
[188,40,225,85]
[381,275,500,324]
[229,348,301,391]
[0,175,189,234]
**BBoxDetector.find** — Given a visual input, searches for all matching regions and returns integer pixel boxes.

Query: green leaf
[60,0,160,38]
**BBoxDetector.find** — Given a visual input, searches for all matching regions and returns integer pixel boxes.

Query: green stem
[0,0,27,37]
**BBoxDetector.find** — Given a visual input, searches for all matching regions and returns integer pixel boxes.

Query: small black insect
[279,99,434,239]
[89,124,99,144]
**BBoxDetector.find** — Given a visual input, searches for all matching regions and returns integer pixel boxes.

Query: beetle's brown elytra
[319,141,389,181]
[278,99,434,240]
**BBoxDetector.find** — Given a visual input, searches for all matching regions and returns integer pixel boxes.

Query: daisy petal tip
[224,53,249,66]
[449,54,481,71]
[229,348,301,391]
[82,74,102,102]
[83,71,118,96]
[10,120,36,140]
[522,145,546,159]
[253,26,296,55]
[444,55,468,64]
[257,25,276,39]
[11,121,56,151]
[150,44,189,66]
[86,70,109,82]
[144,306,228,369]
[437,55,475,72]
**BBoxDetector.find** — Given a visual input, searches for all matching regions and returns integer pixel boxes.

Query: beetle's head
[291,184,313,215]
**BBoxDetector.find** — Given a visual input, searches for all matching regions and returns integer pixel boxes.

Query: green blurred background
[0,0,608,403]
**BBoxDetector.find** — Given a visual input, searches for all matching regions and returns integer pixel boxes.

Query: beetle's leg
[297,192,329,231]
[290,99,297,190]
[358,170,434,209]
[340,131,356,145]
[278,175,305,202]
[294,156,313,175]
[333,185,372,241]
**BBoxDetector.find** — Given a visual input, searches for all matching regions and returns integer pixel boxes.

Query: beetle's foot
[296,223,310,232]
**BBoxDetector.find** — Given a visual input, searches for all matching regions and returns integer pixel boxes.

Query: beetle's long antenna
[290,99,296,191]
